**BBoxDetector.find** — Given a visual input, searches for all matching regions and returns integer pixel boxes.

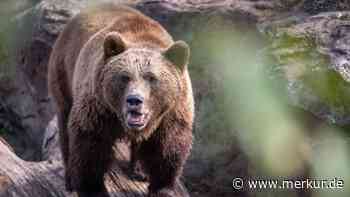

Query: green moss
[265,31,350,122]
[302,69,350,112]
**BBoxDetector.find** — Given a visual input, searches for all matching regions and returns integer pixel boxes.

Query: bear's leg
[68,133,113,197]
[140,124,192,197]
[66,96,118,197]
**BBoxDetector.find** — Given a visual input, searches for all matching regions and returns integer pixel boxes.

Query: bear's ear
[104,32,126,59]
[163,41,190,71]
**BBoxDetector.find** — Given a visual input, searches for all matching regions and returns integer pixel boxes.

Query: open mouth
[126,110,148,129]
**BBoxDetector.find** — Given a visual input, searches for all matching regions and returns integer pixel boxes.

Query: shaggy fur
[48,4,194,197]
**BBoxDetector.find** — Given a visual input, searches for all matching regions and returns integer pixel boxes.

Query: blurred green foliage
[185,14,349,197]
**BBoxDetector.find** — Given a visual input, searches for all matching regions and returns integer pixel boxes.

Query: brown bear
[48,3,194,197]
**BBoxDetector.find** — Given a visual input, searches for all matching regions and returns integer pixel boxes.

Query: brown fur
[48,4,193,197]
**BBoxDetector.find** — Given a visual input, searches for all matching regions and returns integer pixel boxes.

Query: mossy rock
[265,30,350,125]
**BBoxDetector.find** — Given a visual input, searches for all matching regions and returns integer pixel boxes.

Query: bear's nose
[126,94,144,106]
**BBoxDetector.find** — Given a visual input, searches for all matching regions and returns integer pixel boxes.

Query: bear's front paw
[128,162,148,181]
[148,188,176,197]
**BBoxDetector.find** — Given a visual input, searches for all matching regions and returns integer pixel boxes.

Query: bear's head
[96,32,190,138]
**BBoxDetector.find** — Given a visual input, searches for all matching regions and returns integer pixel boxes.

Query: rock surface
[261,11,350,125]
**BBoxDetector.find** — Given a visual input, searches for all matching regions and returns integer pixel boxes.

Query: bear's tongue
[127,111,144,126]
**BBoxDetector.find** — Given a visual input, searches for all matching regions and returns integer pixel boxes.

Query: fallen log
[0,134,189,197]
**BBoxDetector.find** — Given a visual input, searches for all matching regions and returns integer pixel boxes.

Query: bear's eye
[119,74,131,83]
[144,73,158,84]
